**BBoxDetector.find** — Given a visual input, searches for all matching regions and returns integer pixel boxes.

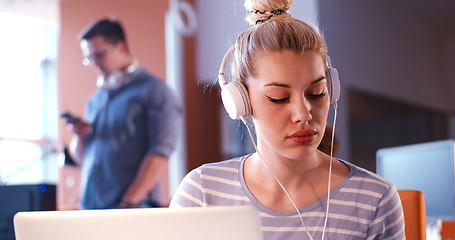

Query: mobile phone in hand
[60,111,81,124]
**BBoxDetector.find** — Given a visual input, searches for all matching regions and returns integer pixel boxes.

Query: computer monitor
[0,184,56,240]
[376,139,455,223]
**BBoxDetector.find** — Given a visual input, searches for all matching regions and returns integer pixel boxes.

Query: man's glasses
[82,44,114,66]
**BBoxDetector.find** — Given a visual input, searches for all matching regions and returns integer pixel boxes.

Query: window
[0,12,58,185]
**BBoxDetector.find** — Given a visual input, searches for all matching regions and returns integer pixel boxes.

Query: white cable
[321,103,337,240]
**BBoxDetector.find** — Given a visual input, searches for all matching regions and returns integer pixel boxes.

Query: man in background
[65,17,181,209]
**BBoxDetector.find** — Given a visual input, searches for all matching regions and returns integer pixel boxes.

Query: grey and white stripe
[170,156,405,240]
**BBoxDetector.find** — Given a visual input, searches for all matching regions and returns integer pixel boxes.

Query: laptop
[13,206,263,240]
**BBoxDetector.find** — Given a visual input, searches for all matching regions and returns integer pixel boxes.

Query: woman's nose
[292,96,312,124]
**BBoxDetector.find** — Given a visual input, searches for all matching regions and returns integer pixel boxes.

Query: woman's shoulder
[191,155,246,177]
[201,156,245,168]
[339,159,396,193]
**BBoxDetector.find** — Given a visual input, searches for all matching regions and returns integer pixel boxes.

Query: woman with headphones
[170,0,405,239]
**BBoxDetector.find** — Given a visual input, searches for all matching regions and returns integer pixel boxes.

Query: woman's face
[248,50,330,160]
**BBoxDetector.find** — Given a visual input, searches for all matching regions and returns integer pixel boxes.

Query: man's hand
[60,111,92,136]
[67,120,92,137]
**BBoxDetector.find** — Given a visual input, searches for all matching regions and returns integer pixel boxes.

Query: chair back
[398,190,427,240]
[440,220,455,240]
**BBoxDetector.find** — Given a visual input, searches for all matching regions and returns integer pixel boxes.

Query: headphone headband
[218,46,234,87]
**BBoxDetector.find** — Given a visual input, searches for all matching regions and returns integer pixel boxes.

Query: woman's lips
[288,130,316,144]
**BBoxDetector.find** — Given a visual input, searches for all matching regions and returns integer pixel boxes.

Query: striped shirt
[170,156,405,240]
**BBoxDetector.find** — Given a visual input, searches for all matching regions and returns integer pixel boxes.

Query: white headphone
[97,60,139,90]
[218,46,341,120]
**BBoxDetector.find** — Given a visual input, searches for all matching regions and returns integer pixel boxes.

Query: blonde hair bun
[244,0,293,25]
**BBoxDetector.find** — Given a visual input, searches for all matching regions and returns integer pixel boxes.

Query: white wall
[195,0,247,83]
[319,0,453,160]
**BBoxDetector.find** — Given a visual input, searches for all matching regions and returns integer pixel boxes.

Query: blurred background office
[0,0,454,231]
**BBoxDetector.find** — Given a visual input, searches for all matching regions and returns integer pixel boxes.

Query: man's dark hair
[79,18,127,45]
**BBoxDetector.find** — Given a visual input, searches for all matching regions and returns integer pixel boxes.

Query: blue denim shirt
[80,66,182,209]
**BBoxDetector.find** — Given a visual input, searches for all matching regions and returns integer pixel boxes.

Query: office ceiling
[387,0,455,34]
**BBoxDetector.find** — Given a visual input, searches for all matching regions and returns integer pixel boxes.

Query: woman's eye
[307,92,326,99]
[267,96,289,103]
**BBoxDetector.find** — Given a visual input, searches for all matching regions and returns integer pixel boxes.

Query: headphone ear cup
[220,81,252,120]
[326,67,340,103]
